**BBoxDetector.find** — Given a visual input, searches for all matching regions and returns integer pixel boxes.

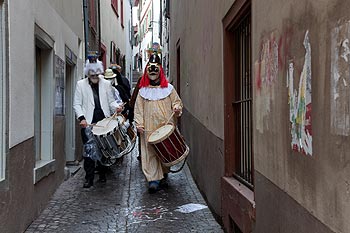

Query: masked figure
[134,53,183,193]
[73,59,123,188]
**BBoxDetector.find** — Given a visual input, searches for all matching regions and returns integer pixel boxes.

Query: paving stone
[25,140,223,233]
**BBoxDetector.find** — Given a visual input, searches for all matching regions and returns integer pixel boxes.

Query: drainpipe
[151,0,154,43]
[160,0,162,46]
[98,0,101,56]
[83,0,89,60]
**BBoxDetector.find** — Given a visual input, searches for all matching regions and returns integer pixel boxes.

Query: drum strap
[169,157,188,173]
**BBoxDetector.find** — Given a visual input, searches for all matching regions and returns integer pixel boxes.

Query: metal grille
[232,12,253,189]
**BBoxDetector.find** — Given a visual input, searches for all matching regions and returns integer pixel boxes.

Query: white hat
[104,69,117,79]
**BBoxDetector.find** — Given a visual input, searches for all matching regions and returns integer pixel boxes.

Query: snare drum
[92,115,127,165]
[148,124,189,167]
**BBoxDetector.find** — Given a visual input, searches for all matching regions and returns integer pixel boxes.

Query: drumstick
[107,104,123,127]
[165,112,175,125]
[87,123,104,128]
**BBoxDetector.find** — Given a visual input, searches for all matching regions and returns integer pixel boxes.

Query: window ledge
[222,176,255,206]
[34,159,56,184]
[0,177,5,186]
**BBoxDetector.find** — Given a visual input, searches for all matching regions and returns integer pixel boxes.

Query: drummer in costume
[134,53,183,193]
[73,58,123,188]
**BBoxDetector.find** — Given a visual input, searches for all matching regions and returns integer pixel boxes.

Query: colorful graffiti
[255,31,279,133]
[287,31,312,156]
[331,21,350,136]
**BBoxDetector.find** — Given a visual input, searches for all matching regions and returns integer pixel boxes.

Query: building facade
[99,0,133,82]
[170,0,349,232]
[132,0,170,85]
[0,0,84,232]
[160,0,170,79]
[136,0,161,70]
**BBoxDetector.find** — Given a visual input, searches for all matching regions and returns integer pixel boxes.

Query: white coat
[73,77,120,124]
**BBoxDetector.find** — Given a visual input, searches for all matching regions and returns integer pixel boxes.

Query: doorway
[65,63,76,163]
[65,46,78,163]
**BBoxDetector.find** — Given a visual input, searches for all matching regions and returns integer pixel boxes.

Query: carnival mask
[147,63,160,81]
[88,70,100,84]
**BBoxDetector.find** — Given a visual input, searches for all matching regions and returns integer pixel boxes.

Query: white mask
[88,71,99,84]
[147,63,160,81]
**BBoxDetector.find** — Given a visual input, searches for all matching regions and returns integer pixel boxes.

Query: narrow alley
[1,0,350,232]
[25,144,222,233]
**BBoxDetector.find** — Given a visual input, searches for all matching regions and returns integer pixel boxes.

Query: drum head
[92,117,119,136]
[148,124,175,144]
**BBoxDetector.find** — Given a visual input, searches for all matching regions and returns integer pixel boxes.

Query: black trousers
[81,128,106,182]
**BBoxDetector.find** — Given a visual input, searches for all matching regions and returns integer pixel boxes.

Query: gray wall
[253,0,350,232]
[0,1,84,232]
[47,0,84,39]
[170,0,350,232]
[170,0,234,216]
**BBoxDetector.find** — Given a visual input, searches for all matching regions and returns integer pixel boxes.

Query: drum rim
[147,123,175,144]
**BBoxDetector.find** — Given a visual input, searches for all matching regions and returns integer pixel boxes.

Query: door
[65,63,76,162]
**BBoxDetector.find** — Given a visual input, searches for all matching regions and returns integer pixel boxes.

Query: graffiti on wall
[286,31,312,156]
[255,25,312,155]
[255,25,294,134]
[255,31,279,133]
[331,21,350,136]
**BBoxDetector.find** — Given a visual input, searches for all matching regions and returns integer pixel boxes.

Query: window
[232,13,253,188]
[121,0,124,28]
[111,41,117,63]
[223,4,253,189]
[34,25,55,184]
[0,1,7,182]
[111,0,119,17]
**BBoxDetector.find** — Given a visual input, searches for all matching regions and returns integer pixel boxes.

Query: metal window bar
[232,13,253,189]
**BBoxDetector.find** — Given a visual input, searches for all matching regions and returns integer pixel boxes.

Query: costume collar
[139,84,173,101]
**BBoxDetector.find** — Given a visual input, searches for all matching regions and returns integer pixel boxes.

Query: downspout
[98,0,101,55]
[160,0,162,46]
[151,0,154,43]
[83,0,89,60]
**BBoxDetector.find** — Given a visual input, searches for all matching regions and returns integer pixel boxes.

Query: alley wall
[170,0,235,216]
[253,0,350,232]
[0,1,84,232]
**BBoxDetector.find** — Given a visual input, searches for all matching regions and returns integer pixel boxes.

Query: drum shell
[150,126,189,167]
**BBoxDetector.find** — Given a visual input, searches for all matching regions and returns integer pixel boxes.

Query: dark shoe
[148,181,160,194]
[137,155,141,161]
[83,180,93,188]
[159,178,168,188]
[98,174,106,183]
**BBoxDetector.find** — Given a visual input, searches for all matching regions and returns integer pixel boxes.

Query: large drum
[92,115,129,166]
[148,124,189,167]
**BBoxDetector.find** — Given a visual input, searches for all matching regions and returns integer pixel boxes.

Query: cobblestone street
[25,144,223,233]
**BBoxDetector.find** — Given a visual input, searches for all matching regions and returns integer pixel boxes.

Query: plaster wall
[253,0,350,232]
[9,0,83,147]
